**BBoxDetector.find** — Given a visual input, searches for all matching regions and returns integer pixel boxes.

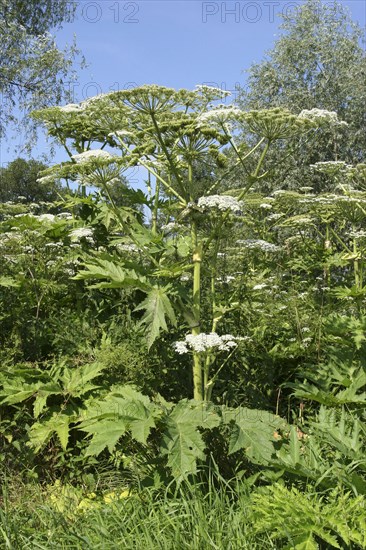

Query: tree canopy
[0,157,64,203]
[236,0,366,192]
[0,0,82,149]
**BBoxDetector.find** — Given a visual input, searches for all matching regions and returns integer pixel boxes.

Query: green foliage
[0,360,105,452]
[251,484,366,549]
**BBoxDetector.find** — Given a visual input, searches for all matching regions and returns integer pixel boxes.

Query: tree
[237,0,366,191]
[0,0,83,149]
[0,158,64,203]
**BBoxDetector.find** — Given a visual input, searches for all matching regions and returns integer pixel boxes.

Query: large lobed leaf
[222,406,287,464]
[134,285,177,349]
[161,400,220,478]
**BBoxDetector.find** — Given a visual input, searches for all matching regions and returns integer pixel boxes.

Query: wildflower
[197,106,243,126]
[298,109,348,127]
[116,243,139,253]
[45,242,63,248]
[69,228,94,241]
[252,283,268,290]
[195,85,231,97]
[160,222,179,234]
[174,332,248,354]
[310,161,351,172]
[38,214,56,222]
[197,194,243,214]
[72,150,114,163]
[348,230,366,239]
[59,103,84,113]
[267,213,284,221]
[236,239,280,253]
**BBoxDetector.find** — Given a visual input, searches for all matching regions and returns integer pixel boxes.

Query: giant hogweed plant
[32,84,321,402]
[14,85,365,483]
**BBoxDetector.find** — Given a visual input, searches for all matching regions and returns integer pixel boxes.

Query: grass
[0,475,275,549]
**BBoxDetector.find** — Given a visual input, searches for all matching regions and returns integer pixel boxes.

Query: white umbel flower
[59,103,84,113]
[197,106,243,126]
[174,332,247,354]
[69,227,94,241]
[298,109,348,127]
[38,214,56,222]
[197,194,243,214]
[195,85,231,98]
[72,150,114,163]
[236,239,280,252]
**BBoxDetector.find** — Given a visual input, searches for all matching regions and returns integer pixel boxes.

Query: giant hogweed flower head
[59,103,85,113]
[195,85,231,100]
[236,239,281,253]
[174,332,247,354]
[197,194,243,214]
[72,150,114,164]
[310,161,352,176]
[298,109,348,127]
[69,227,94,242]
[196,106,243,128]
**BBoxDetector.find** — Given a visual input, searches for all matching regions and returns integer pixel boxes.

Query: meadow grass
[0,476,275,549]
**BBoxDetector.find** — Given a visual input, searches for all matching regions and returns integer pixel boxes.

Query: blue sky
[1,0,365,169]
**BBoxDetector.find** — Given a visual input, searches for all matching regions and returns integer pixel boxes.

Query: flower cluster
[348,230,366,240]
[197,106,243,126]
[72,150,114,164]
[310,161,351,174]
[252,283,268,290]
[116,243,139,253]
[160,222,179,234]
[298,109,348,126]
[267,213,284,221]
[174,332,247,354]
[59,103,85,113]
[69,228,94,242]
[197,194,243,214]
[236,239,280,252]
[38,214,56,222]
[195,85,231,98]
[300,195,366,205]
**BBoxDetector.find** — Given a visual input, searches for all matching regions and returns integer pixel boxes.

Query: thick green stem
[324,224,331,287]
[192,221,203,400]
[151,176,160,236]
[353,227,360,290]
